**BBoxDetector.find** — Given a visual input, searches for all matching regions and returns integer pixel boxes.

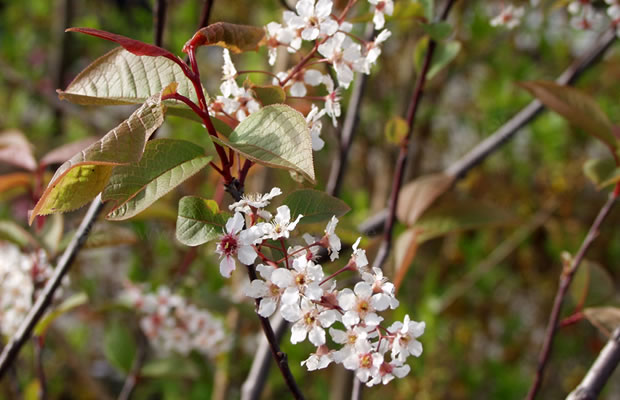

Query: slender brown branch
[566,327,620,400]
[0,196,104,379]
[526,185,619,400]
[371,0,457,271]
[359,27,618,237]
[246,265,305,400]
[34,336,47,400]
[153,0,167,47]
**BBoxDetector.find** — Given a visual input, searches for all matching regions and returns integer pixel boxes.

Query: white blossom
[245,264,285,317]
[490,4,525,30]
[388,314,425,362]
[229,187,282,216]
[368,0,394,30]
[263,205,303,240]
[318,32,365,88]
[215,213,260,278]
[281,298,338,346]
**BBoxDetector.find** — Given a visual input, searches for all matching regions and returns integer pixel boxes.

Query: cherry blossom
[361,267,399,309]
[286,0,339,42]
[306,104,326,151]
[272,255,324,304]
[245,264,286,317]
[490,4,525,30]
[388,314,425,362]
[338,281,389,328]
[350,237,369,270]
[368,0,394,30]
[229,187,282,216]
[318,32,365,89]
[216,212,260,278]
[321,216,341,260]
[281,298,338,346]
[263,205,303,240]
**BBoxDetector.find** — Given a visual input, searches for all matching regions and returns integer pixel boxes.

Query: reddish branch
[526,184,620,400]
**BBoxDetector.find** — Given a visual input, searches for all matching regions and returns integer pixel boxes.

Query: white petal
[219,256,236,278]
[290,81,307,97]
[281,303,302,322]
[237,245,257,265]
[290,322,308,343]
[258,298,277,317]
[281,287,300,305]
[308,326,326,346]
[354,281,373,298]
[245,280,268,298]
[272,268,294,288]
[304,69,323,86]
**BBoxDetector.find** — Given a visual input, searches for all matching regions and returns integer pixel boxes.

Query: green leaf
[384,116,409,144]
[29,91,167,224]
[184,22,266,53]
[583,158,620,189]
[103,321,136,373]
[0,220,38,249]
[584,306,620,337]
[414,37,461,80]
[57,47,205,111]
[251,84,286,106]
[410,199,516,243]
[141,357,200,379]
[212,104,315,182]
[103,139,211,221]
[176,196,229,246]
[520,81,618,151]
[283,189,351,224]
[34,292,88,336]
[422,21,452,41]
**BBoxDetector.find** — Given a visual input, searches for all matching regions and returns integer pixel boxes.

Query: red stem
[526,184,619,400]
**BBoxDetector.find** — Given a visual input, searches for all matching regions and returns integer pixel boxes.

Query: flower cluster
[213,188,425,386]
[121,284,229,358]
[490,0,620,35]
[0,242,57,337]
[210,0,393,152]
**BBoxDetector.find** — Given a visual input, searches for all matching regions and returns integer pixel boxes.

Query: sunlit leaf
[0,130,37,171]
[184,22,266,53]
[212,104,315,182]
[283,189,351,224]
[176,196,229,246]
[251,84,286,106]
[39,137,99,166]
[397,173,454,226]
[103,139,211,221]
[520,81,618,151]
[419,0,434,20]
[57,47,203,109]
[34,293,88,336]
[584,306,620,337]
[29,91,167,224]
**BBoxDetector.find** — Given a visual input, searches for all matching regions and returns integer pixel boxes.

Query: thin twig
[352,1,458,398]
[566,327,620,400]
[154,0,167,47]
[359,27,618,237]
[197,0,215,30]
[371,0,457,270]
[0,196,104,379]
[526,185,619,400]
[246,265,305,400]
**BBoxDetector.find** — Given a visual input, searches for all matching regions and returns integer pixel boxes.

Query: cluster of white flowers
[210,0,393,151]
[121,284,230,358]
[491,0,620,35]
[213,188,425,387]
[0,242,56,337]
[490,4,525,30]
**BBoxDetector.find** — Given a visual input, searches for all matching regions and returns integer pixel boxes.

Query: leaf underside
[103,139,211,220]
[29,92,167,224]
[185,22,266,53]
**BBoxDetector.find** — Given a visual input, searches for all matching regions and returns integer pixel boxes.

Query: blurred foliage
[1,0,620,399]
